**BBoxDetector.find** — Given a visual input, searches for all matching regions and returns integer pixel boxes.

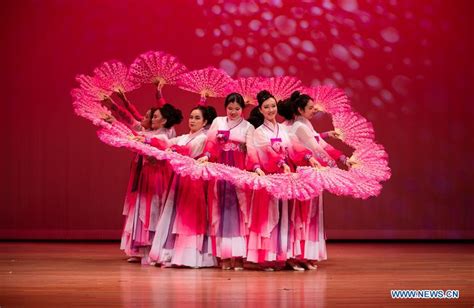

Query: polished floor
[0,241,472,307]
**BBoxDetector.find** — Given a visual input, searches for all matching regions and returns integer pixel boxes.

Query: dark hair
[247,90,276,128]
[247,106,264,128]
[256,90,275,107]
[277,99,293,121]
[278,91,312,121]
[225,92,245,109]
[191,105,217,127]
[143,107,158,127]
[154,103,183,128]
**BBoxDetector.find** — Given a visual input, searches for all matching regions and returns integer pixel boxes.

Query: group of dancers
[111,88,356,271]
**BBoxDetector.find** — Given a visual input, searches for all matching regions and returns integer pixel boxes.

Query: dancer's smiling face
[151,109,166,130]
[189,109,207,133]
[226,102,242,121]
[259,97,278,122]
[298,99,317,120]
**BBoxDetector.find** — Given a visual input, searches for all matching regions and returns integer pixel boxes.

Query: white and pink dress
[247,120,312,263]
[120,127,175,262]
[203,116,255,260]
[148,129,217,268]
[282,116,345,261]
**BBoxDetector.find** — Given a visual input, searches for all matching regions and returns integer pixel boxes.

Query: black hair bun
[204,105,217,125]
[160,103,183,128]
[257,90,273,105]
[277,99,294,121]
[290,91,301,101]
[247,106,264,128]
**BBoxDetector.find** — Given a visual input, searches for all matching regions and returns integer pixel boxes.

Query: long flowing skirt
[149,173,216,268]
[120,158,167,261]
[208,149,250,259]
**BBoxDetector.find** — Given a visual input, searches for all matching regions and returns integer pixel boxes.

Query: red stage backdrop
[1,0,472,239]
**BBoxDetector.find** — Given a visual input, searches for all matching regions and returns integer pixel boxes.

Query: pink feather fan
[231,77,266,105]
[96,128,325,200]
[348,142,391,182]
[331,111,375,148]
[297,166,355,197]
[129,51,187,86]
[260,76,302,102]
[177,67,234,103]
[75,74,112,101]
[304,85,350,113]
[351,179,383,199]
[73,98,112,129]
[93,60,139,94]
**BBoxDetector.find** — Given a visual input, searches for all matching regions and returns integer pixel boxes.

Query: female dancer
[121,104,183,264]
[147,105,218,268]
[279,91,353,168]
[197,93,255,270]
[246,90,322,271]
[278,91,356,269]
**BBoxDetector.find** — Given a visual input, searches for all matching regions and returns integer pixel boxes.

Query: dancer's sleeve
[293,125,336,165]
[202,120,219,161]
[103,100,142,130]
[313,129,346,163]
[320,131,329,139]
[147,135,175,150]
[287,134,313,167]
[324,143,347,164]
[121,99,143,121]
[155,88,166,107]
[244,125,259,171]
[252,129,286,173]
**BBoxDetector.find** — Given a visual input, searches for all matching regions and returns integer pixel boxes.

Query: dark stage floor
[0,241,472,307]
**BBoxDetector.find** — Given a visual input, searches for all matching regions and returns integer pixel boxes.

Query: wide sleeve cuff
[338,155,348,164]
[277,159,286,168]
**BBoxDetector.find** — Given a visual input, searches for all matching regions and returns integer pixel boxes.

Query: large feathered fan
[297,166,383,199]
[232,169,273,191]
[129,51,187,86]
[265,172,323,200]
[331,111,375,148]
[97,125,171,158]
[74,50,390,202]
[71,88,100,102]
[96,128,324,199]
[260,76,302,102]
[96,125,388,200]
[75,75,112,101]
[169,156,236,181]
[72,97,112,129]
[93,60,139,94]
[304,85,350,114]
[348,142,391,182]
[232,77,266,106]
[176,67,234,102]
[297,167,355,197]
[350,178,382,199]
